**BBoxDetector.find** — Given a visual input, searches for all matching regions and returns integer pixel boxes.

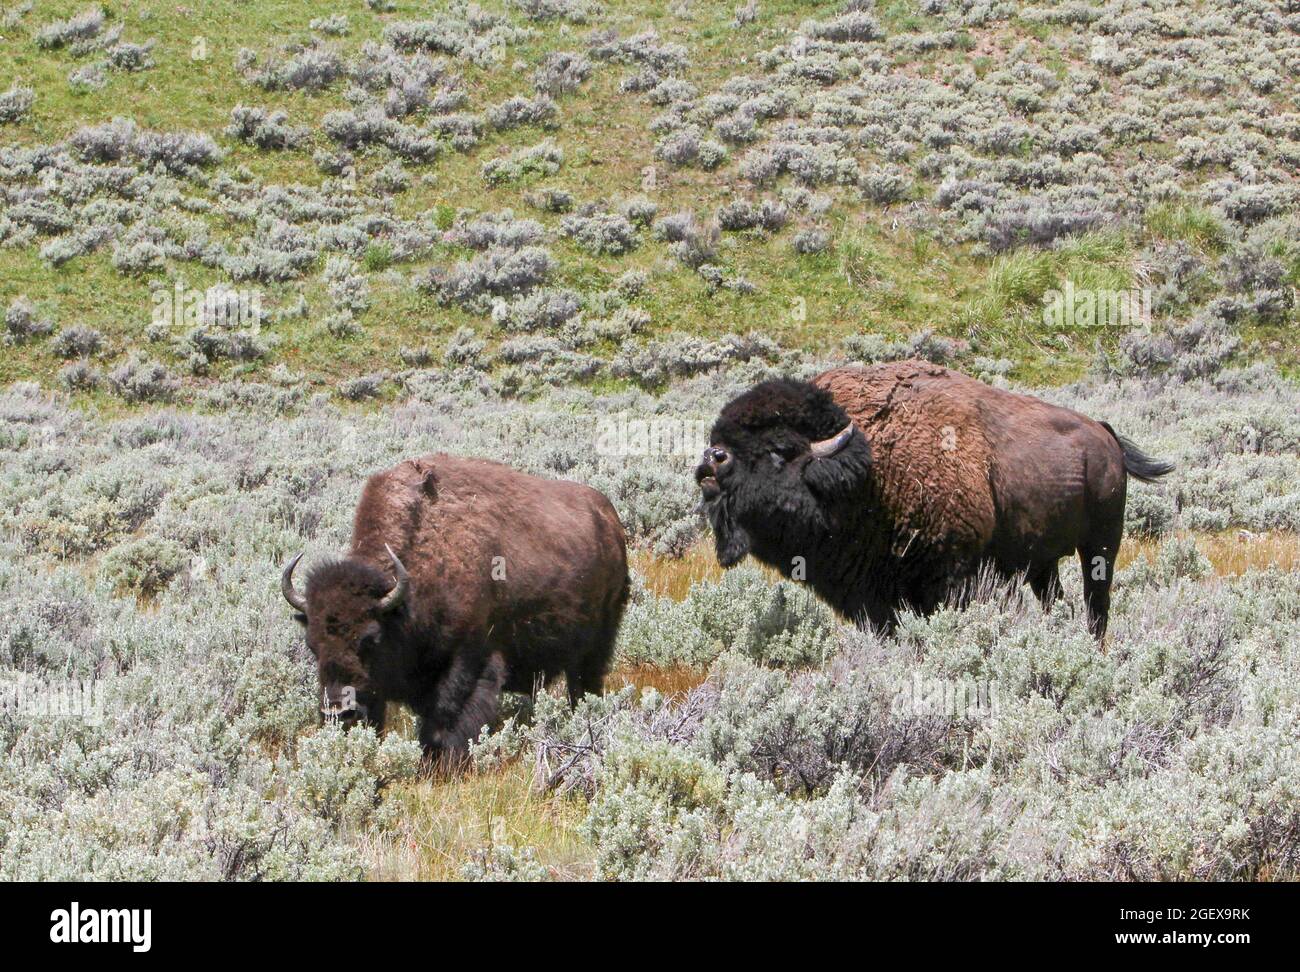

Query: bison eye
[770,443,800,467]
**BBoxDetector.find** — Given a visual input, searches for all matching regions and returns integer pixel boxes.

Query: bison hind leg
[565,638,615,707]
[1079,528,1122,641]
[1079,546,1115,641]
[565,607,621,706]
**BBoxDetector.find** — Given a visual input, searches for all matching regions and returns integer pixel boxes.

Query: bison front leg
[847,595,897,635]
[417,653,505,768]
[905,557,982,619]
[1029,564,1064,611]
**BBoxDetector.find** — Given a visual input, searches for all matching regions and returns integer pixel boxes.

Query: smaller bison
[281,455,629,763]
[696,360,1174,638]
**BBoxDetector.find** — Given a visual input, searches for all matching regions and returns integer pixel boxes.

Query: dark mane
[710,377,851,449]
[305,558,392,601]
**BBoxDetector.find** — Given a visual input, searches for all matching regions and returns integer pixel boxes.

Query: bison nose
[320,683,360,722]
[697,446,732,476]
[695,446,731,499]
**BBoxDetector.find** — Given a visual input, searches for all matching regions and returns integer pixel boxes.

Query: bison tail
[1100,422,1175,483]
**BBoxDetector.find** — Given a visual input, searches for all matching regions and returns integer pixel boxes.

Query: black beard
[704,491,751,567]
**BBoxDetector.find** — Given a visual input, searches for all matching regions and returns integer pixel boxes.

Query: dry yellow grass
[361,759,592,882]
[360,662,715,880]
[1117,530,1300,575]
[634,531,1300,604]
[630,543,725,600]
[608,663,709,696]
[362,661,709,881]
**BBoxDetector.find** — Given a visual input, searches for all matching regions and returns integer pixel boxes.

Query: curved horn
[281,553,307,612]
[809,423,854,459]
[377,544,409,614]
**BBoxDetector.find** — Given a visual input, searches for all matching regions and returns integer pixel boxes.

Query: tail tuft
[1100,422,1175,483]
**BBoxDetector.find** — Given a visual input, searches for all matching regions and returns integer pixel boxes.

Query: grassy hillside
[2,0,1297,400]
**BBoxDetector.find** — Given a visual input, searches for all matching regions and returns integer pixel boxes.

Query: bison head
[696,378,871,568]
[281,545,408,727]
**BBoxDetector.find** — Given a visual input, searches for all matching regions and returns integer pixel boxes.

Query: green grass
[1144,203,1227,253]
[962,233,1132,317]
[0,0,1293,399]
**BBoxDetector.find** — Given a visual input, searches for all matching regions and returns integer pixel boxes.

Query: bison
[281,454,629,762]
[695,360,1174,638]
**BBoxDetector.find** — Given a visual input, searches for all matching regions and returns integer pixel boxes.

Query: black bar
[0,882,1277,956]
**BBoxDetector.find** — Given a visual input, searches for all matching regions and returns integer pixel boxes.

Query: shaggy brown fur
[697,360,1174,638]
[286,455,629,762]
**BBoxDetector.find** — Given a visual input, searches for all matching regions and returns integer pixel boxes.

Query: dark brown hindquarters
[1082,422,1175,639]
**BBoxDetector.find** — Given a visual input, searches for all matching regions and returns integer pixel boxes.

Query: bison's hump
[813,360,999,555]
[352,452,626,576]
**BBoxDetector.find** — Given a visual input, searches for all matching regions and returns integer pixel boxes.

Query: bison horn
[281,553,307,613]
[809,423,854,459]
[378,544,409,614]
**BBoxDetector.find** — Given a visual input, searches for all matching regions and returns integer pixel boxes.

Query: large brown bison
[695,360,1174,638]
[281,454,629,761]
